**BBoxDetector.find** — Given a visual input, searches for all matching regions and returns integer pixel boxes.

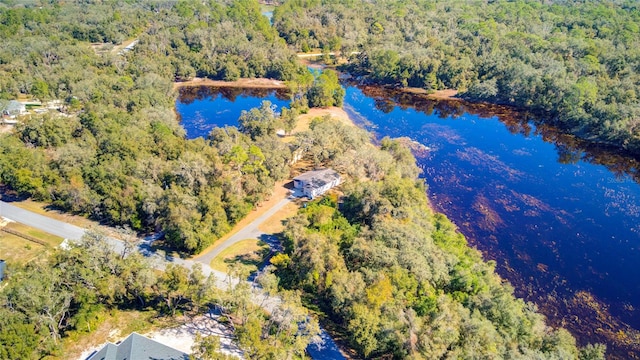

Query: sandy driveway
[77,314,243,360]
[147,314,244,358]
[0,124,14,134]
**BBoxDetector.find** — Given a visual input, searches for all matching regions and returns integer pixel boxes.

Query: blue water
[343,85,640,354]
[175,84,640,355]
[176,87,289,138]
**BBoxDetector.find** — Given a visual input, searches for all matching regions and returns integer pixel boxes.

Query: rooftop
[293,169,341,198]
[3,100,25,114]
[88,332,189,360]
[293,168,340,183]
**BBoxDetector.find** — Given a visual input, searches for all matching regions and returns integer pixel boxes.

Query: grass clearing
[0,222,63,265]
[295,107,355,133]
[16,94,33,101]
[0,231,46,265]
[258,201,300,234]
[283,106,354,144]
[210,239,270,275]
[4,222,64,247]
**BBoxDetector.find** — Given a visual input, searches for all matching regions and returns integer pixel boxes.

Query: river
[176,84,640,359]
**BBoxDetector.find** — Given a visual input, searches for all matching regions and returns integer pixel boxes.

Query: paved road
[195,197,291,265]
[0,201,86,241]
[0,200,344,360]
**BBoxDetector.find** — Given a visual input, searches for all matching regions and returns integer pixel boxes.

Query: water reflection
[178,86,289,105]
[176,86,290,138]
[356,84,640,184]
[344,84,640,359]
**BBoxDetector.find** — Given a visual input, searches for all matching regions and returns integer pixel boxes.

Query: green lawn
[210,239,271,277]
[0,222,63,265]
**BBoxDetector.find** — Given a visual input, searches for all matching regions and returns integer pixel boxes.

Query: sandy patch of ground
[174,77,287,90]
[72,311,162,360]
[76,332,123,360]
[145,314,243,359]
[0,124,14,134]
[297,57,327,70]
[77,314,242,360]
[0,217,13,227]
[305,107,355,127]
[288,107,355,138]
[426,89,459,99]
[111,38,138,54]
[401,87,459,99]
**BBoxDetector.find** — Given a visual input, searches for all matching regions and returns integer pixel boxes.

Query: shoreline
[172,76,637,161]
[403,87,459,100]
[173,77,287,90]
[173,76,457,100]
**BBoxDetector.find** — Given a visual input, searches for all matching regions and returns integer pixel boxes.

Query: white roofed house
[2,100,26,119]
[293,169,341,199]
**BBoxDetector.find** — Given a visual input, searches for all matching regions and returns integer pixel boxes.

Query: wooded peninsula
[2,0,635,359]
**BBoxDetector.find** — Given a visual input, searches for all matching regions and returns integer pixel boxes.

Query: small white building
[293,169,341,199]
[2,100,26,118]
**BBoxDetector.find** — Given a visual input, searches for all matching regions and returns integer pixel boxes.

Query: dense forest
[0,0,311,253]
[0,233,318,359]
[273,0,640,156]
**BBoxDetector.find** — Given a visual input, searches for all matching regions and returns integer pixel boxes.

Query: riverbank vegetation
[273,0,640,156]
[271,117,605,359]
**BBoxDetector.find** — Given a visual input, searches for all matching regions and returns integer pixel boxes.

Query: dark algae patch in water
[342,85,640,359]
